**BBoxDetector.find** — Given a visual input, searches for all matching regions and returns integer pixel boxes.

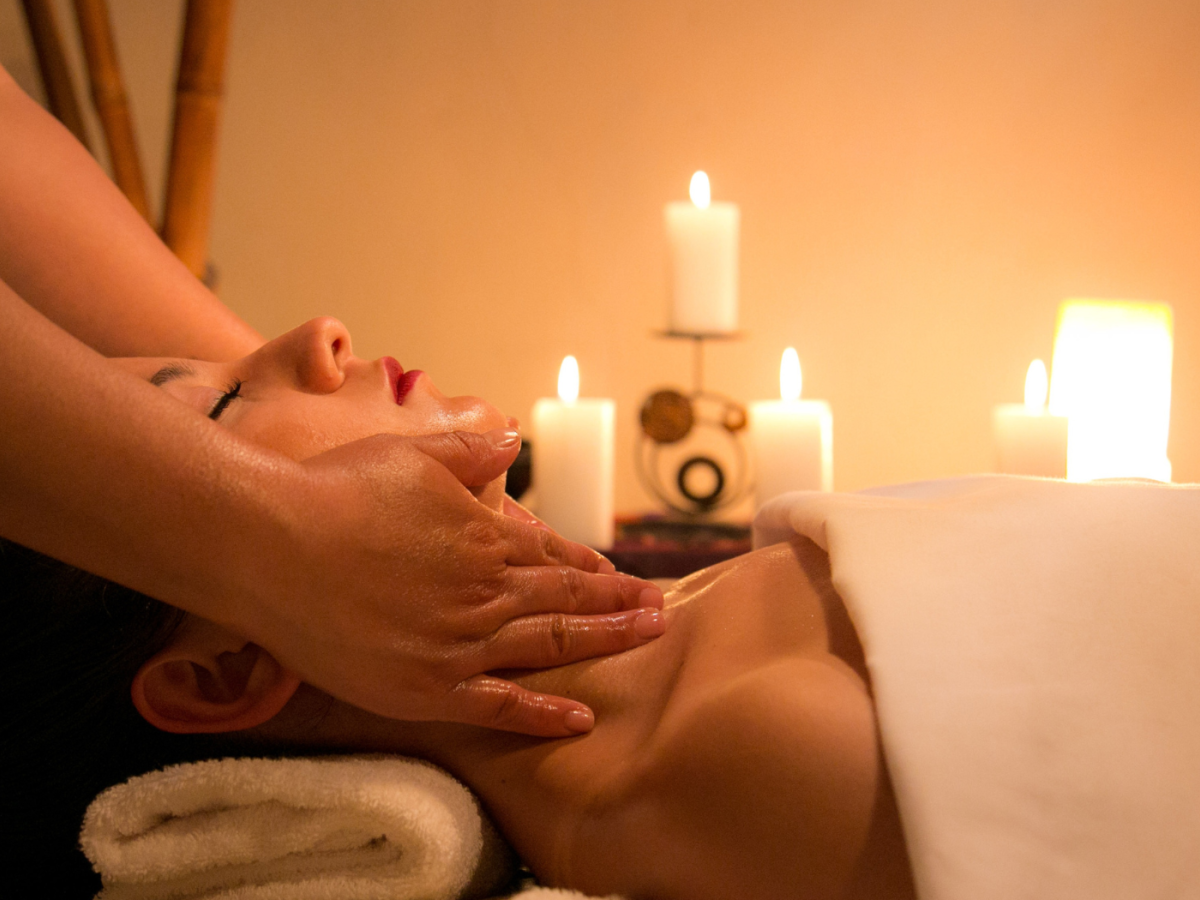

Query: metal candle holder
[636,331,752,516]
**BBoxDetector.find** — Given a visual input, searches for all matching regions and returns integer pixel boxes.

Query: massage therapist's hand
[502,493,554,530]
[238,428,665,738]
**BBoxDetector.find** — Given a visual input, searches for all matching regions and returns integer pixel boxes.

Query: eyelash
[208,379,243,421]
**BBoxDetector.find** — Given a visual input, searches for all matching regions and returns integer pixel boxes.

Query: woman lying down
[7,316,910,899]
[9,318,1200,900]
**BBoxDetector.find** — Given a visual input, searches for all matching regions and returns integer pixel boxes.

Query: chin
[442,393,507,432]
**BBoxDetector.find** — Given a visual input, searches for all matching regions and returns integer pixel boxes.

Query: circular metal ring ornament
[636,388,751,516]
[676,456,725,509]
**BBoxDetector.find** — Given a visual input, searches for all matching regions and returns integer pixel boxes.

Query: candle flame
[689,171,711,209]
[1024,359,1048,412]
[780,347,802,402]
[558,355,580,403]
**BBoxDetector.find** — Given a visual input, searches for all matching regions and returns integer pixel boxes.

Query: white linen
[80,755,514,900]
[754,475,1200,900]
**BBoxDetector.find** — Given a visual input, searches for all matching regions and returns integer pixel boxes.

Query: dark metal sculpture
[636,334,751,516]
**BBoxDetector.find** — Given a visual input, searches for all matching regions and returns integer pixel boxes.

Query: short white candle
[531,356,615,549]
[663,171,740,334]
[750,348,833,508]
[992,359,1068,478]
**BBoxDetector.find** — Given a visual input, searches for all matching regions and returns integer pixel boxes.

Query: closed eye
[209,379,243,420]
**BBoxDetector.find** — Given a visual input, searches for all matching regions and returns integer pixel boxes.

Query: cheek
[229,395,509,461]
[234,400,394,460]
[241,418,362,461]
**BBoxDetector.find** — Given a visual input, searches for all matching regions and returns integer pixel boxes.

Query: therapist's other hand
[242,427,664,739]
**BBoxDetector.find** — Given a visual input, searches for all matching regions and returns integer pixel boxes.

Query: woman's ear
[131,617,301,734]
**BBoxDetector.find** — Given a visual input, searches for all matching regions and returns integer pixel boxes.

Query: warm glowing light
[780,347,802,402]
[1049,299,1173,482]
[1024,359,1048,412]
[557,355,580,404]
[689,171,711,209]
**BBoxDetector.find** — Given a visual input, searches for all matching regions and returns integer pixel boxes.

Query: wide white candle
[664,171,740,334]
[531,356,615,549]
[750,348,833,509]
[992,359,1068,478]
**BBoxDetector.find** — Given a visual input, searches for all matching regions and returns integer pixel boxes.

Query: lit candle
[992,359,1068,478]
[663,171,740,334]
[750,348,833,508]
[531,356,616,549]
[1049,299,1174,482]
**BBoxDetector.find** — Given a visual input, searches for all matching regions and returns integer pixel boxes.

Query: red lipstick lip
[396,370,423,405]
[383,357,405,404]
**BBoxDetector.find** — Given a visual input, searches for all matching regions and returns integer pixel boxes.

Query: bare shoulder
[568,538,910,900]
[662,536,869,682]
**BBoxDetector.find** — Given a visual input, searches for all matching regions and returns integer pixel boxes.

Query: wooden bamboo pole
[160,0,233,278]
[72,0,151,223]
[19,0,91,150]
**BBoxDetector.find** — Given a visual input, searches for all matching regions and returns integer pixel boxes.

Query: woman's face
[112,317,509,463]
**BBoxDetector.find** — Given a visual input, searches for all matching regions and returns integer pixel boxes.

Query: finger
[448,674,595,737]
[502,494,549,529]
[409,428,521,488]
[501,499,619,576]
[495,513,617,574]
[498,566,663,616]
[485,607,667,671]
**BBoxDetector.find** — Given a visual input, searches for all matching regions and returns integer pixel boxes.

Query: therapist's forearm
[0,66,262,360]
[0,279,289,626]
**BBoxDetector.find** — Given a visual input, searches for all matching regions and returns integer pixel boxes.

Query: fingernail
[634,609,666,640]
[506,416,521,430]
[565,708,594,734]
[638,586,664,609]
[490,428,521,450]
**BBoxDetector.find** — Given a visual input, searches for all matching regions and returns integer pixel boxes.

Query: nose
[287,317,353,393]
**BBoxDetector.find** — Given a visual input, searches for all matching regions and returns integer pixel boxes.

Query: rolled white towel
[80,755,515,900]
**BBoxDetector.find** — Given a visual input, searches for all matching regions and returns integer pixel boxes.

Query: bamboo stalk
[72,0,151,223]
[160,0,234,277]
[19,0,91,150]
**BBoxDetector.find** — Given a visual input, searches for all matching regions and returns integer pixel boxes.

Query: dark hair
[0,538,214,897]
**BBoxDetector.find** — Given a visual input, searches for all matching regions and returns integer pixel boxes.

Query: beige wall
[4,0,1198,513]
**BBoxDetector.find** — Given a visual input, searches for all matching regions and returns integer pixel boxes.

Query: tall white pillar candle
[531,356,615,549]
[750,349,833,509]
[992,359,1068,478]
[663,171,740,334]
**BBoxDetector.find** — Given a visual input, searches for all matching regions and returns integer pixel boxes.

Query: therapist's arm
[0,64,261,360]
[0,283,664,736]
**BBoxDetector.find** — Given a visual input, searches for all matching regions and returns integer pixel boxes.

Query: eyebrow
[149,363,197,387]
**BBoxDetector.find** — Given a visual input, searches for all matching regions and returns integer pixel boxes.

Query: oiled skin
[260,538,916,900]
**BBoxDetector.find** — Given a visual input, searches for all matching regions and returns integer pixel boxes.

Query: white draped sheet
[753,476,1200,900]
